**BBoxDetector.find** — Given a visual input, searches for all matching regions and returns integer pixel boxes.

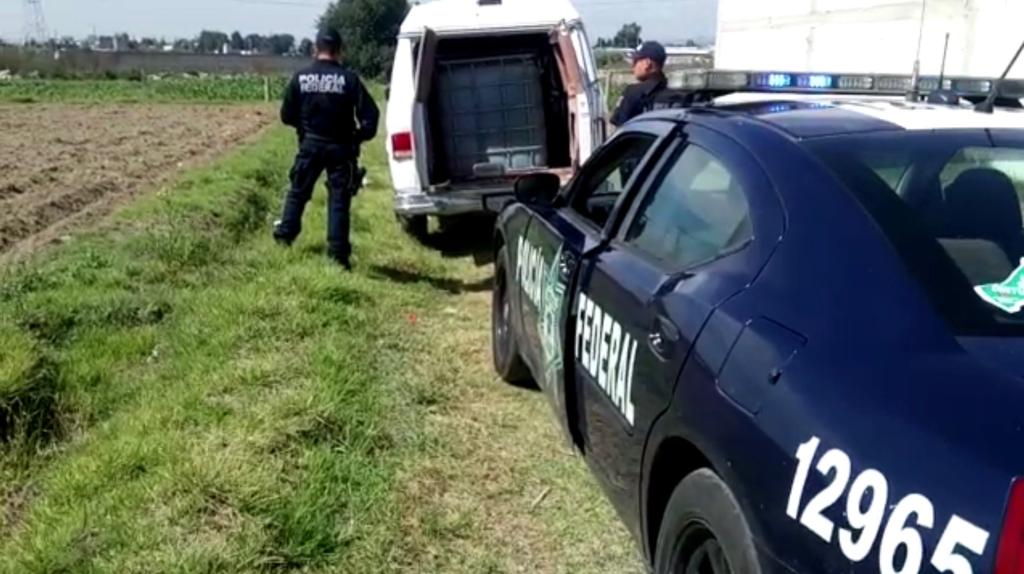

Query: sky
[0,0,718,45]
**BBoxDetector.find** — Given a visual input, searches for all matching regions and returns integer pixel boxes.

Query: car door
[572,124,784,530]
[517,126,665,444]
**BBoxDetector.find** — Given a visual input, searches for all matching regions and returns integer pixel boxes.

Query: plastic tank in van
[436,55,549,178]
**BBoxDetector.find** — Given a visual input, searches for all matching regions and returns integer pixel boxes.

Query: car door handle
[558,251,576,280]
[648,316,681,360]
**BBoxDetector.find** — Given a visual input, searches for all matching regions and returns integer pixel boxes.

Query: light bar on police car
[665,69,1024,100]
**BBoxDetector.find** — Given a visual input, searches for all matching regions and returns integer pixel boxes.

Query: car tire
[492,246,531,384]
[653,469,761,574]
[398,215,428,242]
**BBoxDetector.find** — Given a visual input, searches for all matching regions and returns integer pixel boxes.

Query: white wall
[716,0,1024,77]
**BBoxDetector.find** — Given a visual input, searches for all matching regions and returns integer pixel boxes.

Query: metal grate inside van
[436,55,549,179]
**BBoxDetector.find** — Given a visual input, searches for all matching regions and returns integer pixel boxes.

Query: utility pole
[23,0,48,45]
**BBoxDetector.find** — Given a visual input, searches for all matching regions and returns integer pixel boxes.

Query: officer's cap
[633,41,667,68]
[316,27,344,50]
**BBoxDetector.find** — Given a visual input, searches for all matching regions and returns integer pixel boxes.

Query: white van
[386,0,606,237]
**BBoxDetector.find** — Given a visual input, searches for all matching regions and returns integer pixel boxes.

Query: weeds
[0,113,639,573]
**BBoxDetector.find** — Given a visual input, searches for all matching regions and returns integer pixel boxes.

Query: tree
[114,33,137,51]
[320,0,409,78]
[298,37,314,57]
[245,33,268,53]
[173,38,193,52]
[197,30,229,54]
[268,33,295,56]
[230,31,245,52]
[612,23,642,48]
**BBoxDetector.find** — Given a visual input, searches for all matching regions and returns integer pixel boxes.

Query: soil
[0,104,272,258]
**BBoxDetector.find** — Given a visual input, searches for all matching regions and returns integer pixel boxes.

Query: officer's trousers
[274,138,356,262]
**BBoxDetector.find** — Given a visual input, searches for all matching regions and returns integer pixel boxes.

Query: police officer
[610,41,668,127]
[274,27,380,270]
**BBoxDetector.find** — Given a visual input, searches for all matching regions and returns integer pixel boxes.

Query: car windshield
[805,130,1024,335]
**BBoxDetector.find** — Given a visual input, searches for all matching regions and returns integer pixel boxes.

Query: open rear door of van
[550,26,582,169]
[550,22,605,169]
[570,23,607,158]
[413,27,438,189]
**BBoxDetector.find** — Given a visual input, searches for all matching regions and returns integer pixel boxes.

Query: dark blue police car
[489,71,1024,573]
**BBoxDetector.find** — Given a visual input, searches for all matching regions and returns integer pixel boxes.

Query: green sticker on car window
[975,259,1024,314]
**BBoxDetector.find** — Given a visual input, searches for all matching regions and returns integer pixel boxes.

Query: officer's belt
[303,132,355,145]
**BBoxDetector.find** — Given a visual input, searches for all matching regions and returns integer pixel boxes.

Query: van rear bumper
[394,188,516,216]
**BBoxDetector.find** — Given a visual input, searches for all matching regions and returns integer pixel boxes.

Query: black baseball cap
[316,27,344,50]
[633,41,667,67]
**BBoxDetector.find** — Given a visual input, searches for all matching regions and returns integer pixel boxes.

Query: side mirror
[514,173,560,206]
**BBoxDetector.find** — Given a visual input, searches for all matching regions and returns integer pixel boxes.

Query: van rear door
[413,27,438,190]
[571,24,607,158]
[551,23,606,169]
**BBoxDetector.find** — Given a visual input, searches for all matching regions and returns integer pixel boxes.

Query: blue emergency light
[665,69,1024,100]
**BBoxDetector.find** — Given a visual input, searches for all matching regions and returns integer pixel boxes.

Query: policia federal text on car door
[503,117,785,544]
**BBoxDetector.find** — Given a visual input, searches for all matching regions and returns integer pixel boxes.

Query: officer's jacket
[609,72,668,127]
[281,59,380,145]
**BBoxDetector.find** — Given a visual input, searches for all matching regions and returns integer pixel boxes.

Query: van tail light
[996,478,1024,573]
[391,132,413,160]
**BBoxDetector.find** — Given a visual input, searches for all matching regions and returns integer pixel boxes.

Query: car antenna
[938,33,949,87]
[975,38,1024,114]
[926,33,958,105]
[906,0,928,102]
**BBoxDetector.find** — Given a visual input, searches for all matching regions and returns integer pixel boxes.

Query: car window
[940,147,1024,198]
[864,151,912,191]
[625,144,752,269]
[570,134,656,228]
[805,133,1024,334]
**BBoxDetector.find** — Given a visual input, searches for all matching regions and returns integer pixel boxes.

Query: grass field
[0,105,642,572]
[0,77,290,103]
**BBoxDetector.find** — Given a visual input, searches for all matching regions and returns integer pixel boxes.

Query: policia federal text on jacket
[274,28,380,270]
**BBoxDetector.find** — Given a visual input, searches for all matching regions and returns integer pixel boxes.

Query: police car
[490,70,1024,573]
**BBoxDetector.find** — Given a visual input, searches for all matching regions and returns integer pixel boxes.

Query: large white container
[715,0,1024,78]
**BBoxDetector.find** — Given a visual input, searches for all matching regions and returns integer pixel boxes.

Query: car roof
[642,93,1024,139]
[399,0,581,37]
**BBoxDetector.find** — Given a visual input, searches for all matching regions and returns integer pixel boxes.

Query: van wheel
[398,215,428,241]
[492,246,531,384]
[653,469,761,574]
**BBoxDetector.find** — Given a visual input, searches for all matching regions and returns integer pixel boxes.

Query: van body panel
[386,37,420,197]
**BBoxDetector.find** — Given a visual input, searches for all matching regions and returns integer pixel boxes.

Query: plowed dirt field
[0,104,271,256]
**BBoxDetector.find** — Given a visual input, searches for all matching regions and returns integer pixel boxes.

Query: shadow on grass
[369,265,492,295]
[424,215,497,266]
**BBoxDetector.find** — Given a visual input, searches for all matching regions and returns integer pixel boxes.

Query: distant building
[716,0,1024,77]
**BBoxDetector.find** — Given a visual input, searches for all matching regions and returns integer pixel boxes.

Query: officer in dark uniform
[610,41,669,127]
[274,27,380,269]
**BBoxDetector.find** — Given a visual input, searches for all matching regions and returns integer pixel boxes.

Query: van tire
[398,215,428,241]
[492,246,531,384]
[653,469,761,574]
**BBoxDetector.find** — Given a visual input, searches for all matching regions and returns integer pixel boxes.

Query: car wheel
[398,214,428,241]
[492,246,531,384]
[653,469,761,574]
